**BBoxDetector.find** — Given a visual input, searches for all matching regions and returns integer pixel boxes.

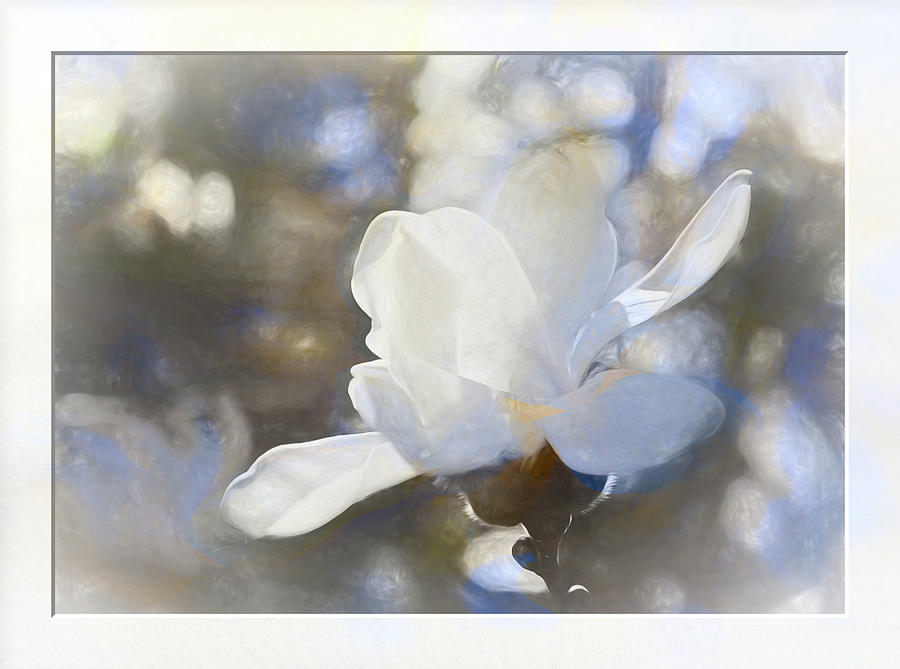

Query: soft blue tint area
[785,327,834,410]
[460,581,551,614]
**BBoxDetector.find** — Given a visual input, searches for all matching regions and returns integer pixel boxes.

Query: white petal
[220,433,419,539]
[613,170,752,327]
[488,143,618,358]
[462,525,548,594]
[566,260,653,380]
[567,301,632,383]
[600,259,652,306]
[536,369,724,475]
[348,359,523,474]
[352,207,566,397]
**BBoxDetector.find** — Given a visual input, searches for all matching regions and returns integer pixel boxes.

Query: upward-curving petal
[351,207,567,398]
[534,369,725,475]
[220,432,419,539]
[613,170,752,328]
[489,143,619,361]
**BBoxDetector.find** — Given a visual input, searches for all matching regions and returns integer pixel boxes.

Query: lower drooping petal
[219,432,419,538]
[535,369,725,475]
[348,358,524,474]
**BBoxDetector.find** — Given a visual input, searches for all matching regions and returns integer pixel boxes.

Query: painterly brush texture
[54,54,844,613]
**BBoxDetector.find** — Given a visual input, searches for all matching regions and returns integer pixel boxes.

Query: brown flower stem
[459,443,609,612]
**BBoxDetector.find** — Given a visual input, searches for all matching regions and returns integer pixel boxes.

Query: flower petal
[567,260,653,382]
[613,170,752,327]
[220,432,419,539]
[535,369,725,475]
[567,301,632,384]
[348,358,523,474]
[462,525,548,594]
[352,206,567,397]
[489,143,619,357]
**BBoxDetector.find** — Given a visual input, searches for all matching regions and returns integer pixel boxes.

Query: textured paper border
[2,1,894,666]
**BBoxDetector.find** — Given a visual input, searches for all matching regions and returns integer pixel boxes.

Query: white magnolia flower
[221,144,752,539]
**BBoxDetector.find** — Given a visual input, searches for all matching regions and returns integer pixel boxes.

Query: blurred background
[53,53,844,613]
